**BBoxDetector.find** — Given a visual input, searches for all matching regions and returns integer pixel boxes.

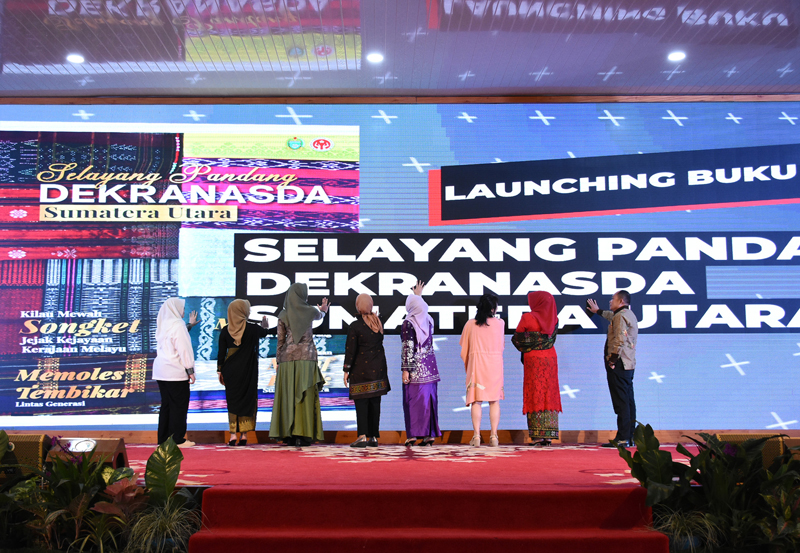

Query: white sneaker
[177,440,196,448]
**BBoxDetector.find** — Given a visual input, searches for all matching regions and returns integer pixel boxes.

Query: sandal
[469,435,481,447]
[404,438,417,447]
[489,435,499,447]
[419,437,435,447]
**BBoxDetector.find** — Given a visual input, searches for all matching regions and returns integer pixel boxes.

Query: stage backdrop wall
[1,102,799,433]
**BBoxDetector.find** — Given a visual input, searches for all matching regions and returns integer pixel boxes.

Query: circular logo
[311,138,334,151]
[287,47,305,57]
[287,137,304,150]
[314,44,333,57]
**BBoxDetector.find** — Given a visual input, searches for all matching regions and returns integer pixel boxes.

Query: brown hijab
[227,299,250,346]
[356,293,382,334]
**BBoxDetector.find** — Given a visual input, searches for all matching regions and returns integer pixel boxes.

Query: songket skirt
[402,382,442,438]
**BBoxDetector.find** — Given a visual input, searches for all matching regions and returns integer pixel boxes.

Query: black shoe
[237,439,247,447]
[350,438,368,448]
[404,438,417,447]
[601,441,620,448]
[295,437,311,447]
[228,439,237,446]
[419,438,435,446]
[367,438,378,447]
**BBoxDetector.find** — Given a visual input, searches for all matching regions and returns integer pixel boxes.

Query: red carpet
[124,443,673,552]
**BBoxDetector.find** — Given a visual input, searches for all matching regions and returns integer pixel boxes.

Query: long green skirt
[269,360,325,441]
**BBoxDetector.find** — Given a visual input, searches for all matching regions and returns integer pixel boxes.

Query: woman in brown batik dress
[343,293,391,448]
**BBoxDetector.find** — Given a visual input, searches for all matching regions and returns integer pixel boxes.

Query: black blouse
[343,318,391,400]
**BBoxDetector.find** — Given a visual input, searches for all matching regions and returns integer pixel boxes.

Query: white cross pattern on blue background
[721,354,749,376]
[183,110,206,121]
[649,372,665,383]
[275,107,312,125]
[662,110,688,126]
[779,112,798,125]
[458,71,476,82]
[560,385,580,399]
[72,110,94,120]
[598,110,625,126]
[371,110,397,124]
[726,113,743,124]
[767,412,798,429]
[458,112,477,123]
[529,67,553,82]
[598,66,622,81]
[778,63,794,78]
[661,66,684,80]
[402,157,431,173]
[529,110,555,125]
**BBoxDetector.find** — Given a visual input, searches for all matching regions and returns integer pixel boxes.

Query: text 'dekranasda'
[39,205,237,222]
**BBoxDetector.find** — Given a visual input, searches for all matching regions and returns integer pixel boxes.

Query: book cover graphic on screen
[180,130,360,232]
[0,131,181,259]
[429,143,800,225]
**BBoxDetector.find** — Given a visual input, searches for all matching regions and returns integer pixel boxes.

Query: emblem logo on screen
[287,137,304,150]
[312,138,333,151]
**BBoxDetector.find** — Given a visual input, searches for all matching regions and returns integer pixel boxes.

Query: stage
[122,441,676,552]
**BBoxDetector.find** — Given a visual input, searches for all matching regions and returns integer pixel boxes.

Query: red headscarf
[527,291,558,335]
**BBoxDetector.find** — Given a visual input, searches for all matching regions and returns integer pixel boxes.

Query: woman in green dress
[269,282,329,447]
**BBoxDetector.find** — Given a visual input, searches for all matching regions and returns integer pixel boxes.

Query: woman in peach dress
[459,293,505,447]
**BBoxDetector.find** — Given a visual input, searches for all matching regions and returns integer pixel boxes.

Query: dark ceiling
[2,0,799,98]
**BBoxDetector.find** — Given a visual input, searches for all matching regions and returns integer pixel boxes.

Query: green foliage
[145,438,184,507]
[619,423,800,552]
[125,497,202,553]
[0,430,202,553]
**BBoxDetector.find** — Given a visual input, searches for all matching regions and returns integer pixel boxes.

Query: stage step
[189,486,668,553]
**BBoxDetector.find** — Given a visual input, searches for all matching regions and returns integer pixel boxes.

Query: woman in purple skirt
[401,280,442,446]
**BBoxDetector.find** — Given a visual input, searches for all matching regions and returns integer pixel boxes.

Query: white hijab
[155,297,190,346]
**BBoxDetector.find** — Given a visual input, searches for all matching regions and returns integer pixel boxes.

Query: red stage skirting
[124,443,672,552]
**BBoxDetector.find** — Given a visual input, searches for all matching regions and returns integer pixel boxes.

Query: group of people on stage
[152,281,639,450]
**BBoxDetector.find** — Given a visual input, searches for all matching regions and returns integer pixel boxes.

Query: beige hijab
[356,293,382,334]
[227,299,250,346]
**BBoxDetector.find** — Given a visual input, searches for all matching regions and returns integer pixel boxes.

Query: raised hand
[412,280,425,296]
[318,297,330,313]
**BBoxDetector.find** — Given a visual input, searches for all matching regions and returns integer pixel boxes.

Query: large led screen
[1,102,799,434]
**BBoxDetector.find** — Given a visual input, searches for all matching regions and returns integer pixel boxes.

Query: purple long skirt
[402,382,442,438]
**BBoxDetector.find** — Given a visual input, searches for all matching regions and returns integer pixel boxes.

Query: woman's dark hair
[475,293,498,326]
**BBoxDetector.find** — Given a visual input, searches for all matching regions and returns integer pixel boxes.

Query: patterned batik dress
[514,313,561,440]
